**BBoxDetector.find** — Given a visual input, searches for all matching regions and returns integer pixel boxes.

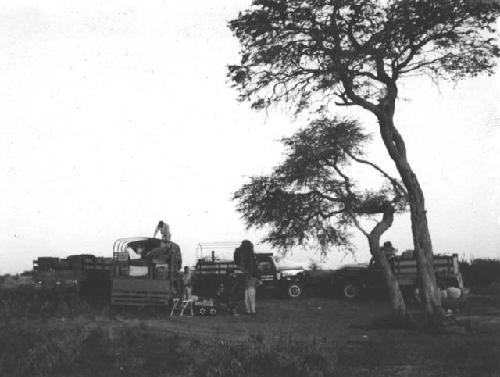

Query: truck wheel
[286,283,302,299]
[342,281,361,299]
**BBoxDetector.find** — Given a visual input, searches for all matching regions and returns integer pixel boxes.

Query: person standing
[182,266,192,300]
[244,275,262,315]
[234,240,260,315]
[154,220,171,242]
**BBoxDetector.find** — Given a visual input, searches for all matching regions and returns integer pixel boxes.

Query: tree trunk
[367,209,407,321]
[376,111,443,329]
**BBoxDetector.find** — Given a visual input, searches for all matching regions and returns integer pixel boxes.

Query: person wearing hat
[381,241,396,259]
[381,241,397,271]
[154,220,171,242]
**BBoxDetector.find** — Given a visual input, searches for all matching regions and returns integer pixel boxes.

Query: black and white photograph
[1,1,499,376]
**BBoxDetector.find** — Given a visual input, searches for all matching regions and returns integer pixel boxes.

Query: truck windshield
[258,261,273,272]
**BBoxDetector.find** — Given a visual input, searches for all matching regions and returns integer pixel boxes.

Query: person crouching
[441,286,464,315]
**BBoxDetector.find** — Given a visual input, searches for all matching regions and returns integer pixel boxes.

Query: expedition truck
[330,252,464,299]
[109,237,181,307]
[33,237,182,307]
[193,252,305,299]
[33,254,112,291]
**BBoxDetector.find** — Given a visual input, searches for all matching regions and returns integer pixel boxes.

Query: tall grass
[0,325,338,377]
[0,323,499,377]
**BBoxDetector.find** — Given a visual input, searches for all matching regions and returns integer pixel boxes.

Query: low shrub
[0,287,99,322]
[459,259,500,290]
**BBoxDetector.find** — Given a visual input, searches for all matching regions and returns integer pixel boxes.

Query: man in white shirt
[183,266,192,300]
[153,220,171,242]
[441,286,463,314]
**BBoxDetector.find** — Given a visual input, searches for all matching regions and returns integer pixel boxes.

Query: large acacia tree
[234,117,409,318]
[228,0,500,326]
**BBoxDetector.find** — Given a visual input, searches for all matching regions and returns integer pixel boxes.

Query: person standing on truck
[153,220,171,242]
[182,266,192,300]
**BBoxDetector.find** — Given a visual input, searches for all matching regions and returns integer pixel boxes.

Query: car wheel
[342,281,361,299]
[287,283,302,299]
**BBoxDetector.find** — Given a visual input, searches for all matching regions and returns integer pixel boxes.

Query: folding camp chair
[170,298,194,317]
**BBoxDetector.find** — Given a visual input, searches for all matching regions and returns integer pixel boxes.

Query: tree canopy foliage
[233,117,407,250]
[229,0,500,115]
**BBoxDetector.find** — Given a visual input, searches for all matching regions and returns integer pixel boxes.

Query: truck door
[365,258,385,290]
[256,257,278,293]
[257,259,275,282]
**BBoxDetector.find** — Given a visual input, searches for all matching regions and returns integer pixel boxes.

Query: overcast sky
[1,0,499,274]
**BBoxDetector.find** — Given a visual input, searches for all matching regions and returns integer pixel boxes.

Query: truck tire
[286,283,302,299]
[341,281,361,299]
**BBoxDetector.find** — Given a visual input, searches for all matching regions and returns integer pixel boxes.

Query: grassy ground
[1,287,499,377]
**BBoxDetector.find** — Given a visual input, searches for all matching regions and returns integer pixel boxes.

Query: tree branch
[346,151,408,200]
[351,215,369,238]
